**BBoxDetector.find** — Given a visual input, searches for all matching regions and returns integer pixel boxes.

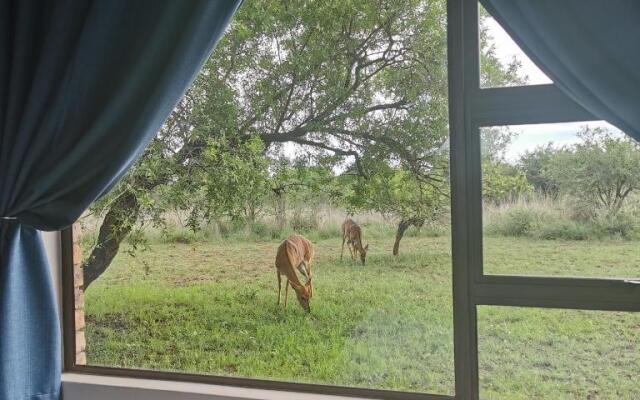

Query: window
[481,121,640,279]
[61,1,640,399]
[64,1,456,398]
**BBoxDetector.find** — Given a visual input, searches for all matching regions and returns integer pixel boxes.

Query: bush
[271,226,295,240]
[214,219,248,238]
[289,213,318,232]
[406,222,448,238]
[250,222,270,239]
[161,229,200,244]
[592,213,637,239]
[485,208,539,237]
[484,197,640,241]
[532,220,590,240]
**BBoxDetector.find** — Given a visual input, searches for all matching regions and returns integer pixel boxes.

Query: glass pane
[480,4,552,88]
[481,121,640,279]
[72,0,457,396]
[478,306,640,399]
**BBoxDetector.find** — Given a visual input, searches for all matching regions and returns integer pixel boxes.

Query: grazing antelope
[275,234,314,313]
[341,217,369,265]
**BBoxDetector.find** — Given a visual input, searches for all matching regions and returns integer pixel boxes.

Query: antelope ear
[365,244,369,250]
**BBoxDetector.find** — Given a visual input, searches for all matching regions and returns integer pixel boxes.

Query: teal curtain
[481,0,640,141]
[0,1,242,399]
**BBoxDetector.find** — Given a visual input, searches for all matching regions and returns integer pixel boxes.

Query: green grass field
[83,232,640,399]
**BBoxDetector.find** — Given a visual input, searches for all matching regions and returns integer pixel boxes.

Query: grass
[479,307,640,400]
[83,229,640,399]
[484,236,640,278]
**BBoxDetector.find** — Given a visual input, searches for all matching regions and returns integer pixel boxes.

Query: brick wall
[73,222,86,365]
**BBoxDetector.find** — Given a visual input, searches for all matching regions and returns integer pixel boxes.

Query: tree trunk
[246,201,257,226]
[392,217,425,256]
[82,191,141,289]
[393,219,412,256]
[275,193,287,231]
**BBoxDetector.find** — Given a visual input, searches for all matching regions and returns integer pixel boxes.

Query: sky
[484,17,621,162]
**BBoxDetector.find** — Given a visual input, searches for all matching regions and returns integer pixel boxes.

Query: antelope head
[360,243,369,265]
[295,282,312,313]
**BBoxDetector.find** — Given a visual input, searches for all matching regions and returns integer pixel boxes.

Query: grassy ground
[83,232,640,399]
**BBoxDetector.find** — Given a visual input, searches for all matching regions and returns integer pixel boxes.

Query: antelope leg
[284,280,289,307]
[277,271,282,305]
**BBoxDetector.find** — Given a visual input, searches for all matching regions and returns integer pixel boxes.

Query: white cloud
[504,121,623,162]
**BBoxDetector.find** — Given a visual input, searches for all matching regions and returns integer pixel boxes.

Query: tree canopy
[543,127,640,216]
[83,0,523,287]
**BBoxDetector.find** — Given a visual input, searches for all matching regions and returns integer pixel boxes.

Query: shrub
[214,219,247,238]
[161,229,200,244]
[485,208,539,237]
[484,196,640,241]
[592,213,637,239]
[406,222,448,238]
[271,226,295,240]
[250,222,270,239]
[289,213,318,232]
[532,220,590,241]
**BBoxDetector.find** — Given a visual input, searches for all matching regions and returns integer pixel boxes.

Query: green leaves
[343,161,448,223]
[86,0,525,267]
[543,127,640,216]
[483,161,533,204]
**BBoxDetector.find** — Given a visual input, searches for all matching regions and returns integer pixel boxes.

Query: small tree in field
[482,160,532,204]
[519,144,561,197]
[544,127,640,216]
[345,162,447,255]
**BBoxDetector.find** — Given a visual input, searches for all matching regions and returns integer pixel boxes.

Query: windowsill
[62,373,370,400]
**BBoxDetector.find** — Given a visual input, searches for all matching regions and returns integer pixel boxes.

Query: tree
[519,144,561,197]
[82,0,523,288]
[481,126,519,162]
[175,135,270,228]
[544,127,640,216]
[269,158,336,231]
[344,161,448,255]
[479,5,528,88]
[482,160,532,204]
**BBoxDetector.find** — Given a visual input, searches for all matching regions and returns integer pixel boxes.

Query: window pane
[478,306,640,399]
[72,0,457,395]
[481,121,640,279]
[479,4,552,88]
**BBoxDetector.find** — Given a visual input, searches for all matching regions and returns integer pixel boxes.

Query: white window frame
[53,1,640,399]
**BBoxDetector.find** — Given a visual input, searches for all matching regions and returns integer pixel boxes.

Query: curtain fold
[0,1,242,399]
[481,0,640,141]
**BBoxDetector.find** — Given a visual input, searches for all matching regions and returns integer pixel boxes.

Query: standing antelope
[341,217,369,265]
[275,234,314,313]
